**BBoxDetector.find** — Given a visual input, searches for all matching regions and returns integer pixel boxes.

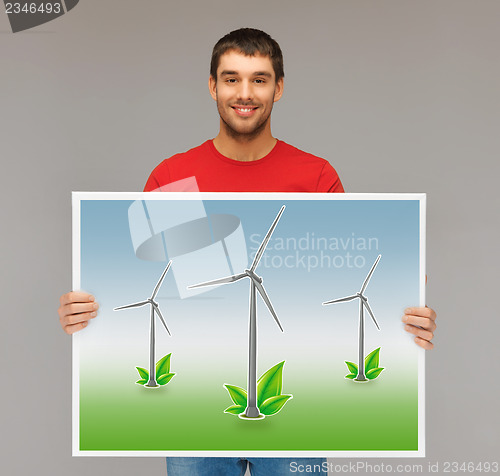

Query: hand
[58,291,99,335]
[402,306,437,349]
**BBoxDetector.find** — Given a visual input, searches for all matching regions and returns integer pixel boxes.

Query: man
[59,28,437,475]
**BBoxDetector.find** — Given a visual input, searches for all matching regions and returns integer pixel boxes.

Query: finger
[62,310,98,326]
[62,302,99,317]
[414,336,434,350]
[63,321,89,335]
[402,314,437,331]
[59,303,98,327]
[404,324,434,341]
[404,306,437,321]
[60,292,95,306]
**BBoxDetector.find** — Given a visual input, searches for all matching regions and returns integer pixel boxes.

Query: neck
[213,121,277,162]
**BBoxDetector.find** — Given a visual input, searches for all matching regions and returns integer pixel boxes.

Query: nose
[236,80,253,102]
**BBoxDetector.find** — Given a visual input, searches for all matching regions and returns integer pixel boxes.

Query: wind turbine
[114,261,173,388]
[323,255,382,382]
[188,206,286,419]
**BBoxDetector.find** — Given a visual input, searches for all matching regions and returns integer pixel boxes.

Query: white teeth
[236,108,253,112]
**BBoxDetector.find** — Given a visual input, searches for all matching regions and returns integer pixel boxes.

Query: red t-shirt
[144,140,344,193]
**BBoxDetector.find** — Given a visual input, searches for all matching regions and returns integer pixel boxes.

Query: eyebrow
[220,70,273,78]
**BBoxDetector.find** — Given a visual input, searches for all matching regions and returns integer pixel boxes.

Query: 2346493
[5,3,62,14]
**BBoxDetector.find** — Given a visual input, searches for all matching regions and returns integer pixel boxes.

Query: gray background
[1,1,498,475]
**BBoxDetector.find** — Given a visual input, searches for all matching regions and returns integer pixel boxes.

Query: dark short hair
[210,28,284,81]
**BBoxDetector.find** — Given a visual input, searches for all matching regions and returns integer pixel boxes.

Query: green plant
[345,347,384,380]
[135,353,176,386]
[224,361,292,416]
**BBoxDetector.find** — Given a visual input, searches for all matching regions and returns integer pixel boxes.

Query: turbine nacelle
[245,269,263,284]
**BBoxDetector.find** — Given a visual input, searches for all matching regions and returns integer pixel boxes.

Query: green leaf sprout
[223,361,292,417]
[344,347,384,380]
[135,354,176,386]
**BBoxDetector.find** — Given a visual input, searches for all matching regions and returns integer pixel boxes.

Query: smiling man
[59,28,437,475]
[215,50,277,139]
[142,29,344,193]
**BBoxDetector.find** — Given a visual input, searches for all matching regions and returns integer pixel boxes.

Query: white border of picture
[72,192,426,458]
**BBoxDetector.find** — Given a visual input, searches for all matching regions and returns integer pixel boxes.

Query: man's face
[209,50,283,139]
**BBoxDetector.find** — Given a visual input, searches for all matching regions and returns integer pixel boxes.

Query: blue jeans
[166,457,326,475]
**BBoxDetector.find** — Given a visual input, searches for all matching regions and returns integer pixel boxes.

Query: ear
[208,75,217,101]
[273,77,284,103]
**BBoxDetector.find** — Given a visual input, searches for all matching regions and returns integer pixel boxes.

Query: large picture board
[73,192,425,457]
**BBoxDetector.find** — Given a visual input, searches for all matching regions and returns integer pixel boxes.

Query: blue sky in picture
[79,197,421,371]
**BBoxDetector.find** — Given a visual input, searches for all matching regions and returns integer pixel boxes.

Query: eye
[254,79,265,84]
[226,78,237,83]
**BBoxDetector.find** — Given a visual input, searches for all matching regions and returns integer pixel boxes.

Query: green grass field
[79,365,418,452]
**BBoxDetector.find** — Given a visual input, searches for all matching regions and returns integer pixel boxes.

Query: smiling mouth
[231,106,258,116]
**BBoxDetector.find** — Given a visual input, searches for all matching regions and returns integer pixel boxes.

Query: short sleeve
[317,161,345,193]
[143,160,171,192]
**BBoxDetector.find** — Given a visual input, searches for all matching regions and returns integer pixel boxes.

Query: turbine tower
[114,261,173,388]
[323,255,382,382]
[188,206,285,419]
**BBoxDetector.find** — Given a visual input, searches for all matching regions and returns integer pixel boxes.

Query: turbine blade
[250,205,286,272]
[114,300,149,311]
[362,300,380,330]
[253,280,283,332]
[152,302,171,336]
[322,295,358,305]
[151,260,172,300]
[360,254,381,294]
[187,273,246,289]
